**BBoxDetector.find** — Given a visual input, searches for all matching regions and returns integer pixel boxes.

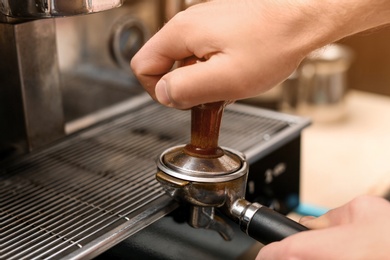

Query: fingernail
[299,216,316,225]
[155,79,171,106]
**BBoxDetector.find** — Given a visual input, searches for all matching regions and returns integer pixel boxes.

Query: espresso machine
[1,1,310,259]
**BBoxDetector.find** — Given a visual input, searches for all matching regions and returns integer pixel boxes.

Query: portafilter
[156,60,308,245]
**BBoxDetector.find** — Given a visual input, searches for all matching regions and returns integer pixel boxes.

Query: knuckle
[346,195,374,220]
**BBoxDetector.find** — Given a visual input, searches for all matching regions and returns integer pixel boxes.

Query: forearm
[325,0,390,34]
[287,0,390,53]
[262,0,390,55]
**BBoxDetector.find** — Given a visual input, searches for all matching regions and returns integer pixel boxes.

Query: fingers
[130,1,273,108]
[258,196,390,260]
[130,10,198,101]
[130,33,190,101]
[298,205,350,230]
[131,0,309,108]
[256,225,363,260]
[153,55,261,109]
[298,196,390,230]
[256,229,333,260]
[299,215,316,225]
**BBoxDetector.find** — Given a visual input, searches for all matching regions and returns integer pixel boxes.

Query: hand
[131,0,390,109]
[257,195,390,260]
[130,0,330,109]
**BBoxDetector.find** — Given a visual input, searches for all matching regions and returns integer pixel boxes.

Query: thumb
[155,55,254,109]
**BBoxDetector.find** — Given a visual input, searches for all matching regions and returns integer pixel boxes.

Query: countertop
[300,90,390,209]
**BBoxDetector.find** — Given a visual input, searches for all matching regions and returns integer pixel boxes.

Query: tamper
[156,62,308,245]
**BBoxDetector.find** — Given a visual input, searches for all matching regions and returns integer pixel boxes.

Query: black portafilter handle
[231,199,309,245]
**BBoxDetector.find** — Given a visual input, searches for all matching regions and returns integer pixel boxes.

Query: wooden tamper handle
[179,56,229,158]
[184,101,228,158]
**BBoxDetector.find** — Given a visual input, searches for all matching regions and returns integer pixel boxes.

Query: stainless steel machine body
[0,0,162,161]
[0,0,123,18]
[1,94,310,259]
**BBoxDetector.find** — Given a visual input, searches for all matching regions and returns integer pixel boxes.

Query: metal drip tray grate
[0,95,309,259]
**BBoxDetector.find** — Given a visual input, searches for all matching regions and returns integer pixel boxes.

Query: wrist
[319,0,390,34]
[261,0,390,58]
[301,0,390,48]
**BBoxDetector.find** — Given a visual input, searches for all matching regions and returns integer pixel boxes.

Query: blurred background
[344,27,390,96]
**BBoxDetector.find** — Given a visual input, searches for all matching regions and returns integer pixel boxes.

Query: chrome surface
[158,146,247,182]
[0,19,65,158]
[282,44,353,122]
[1,94,310,259]
[156,98,309,240]
[109,16,151,72]
[156,146,248,239]
[0,0,161,161]
[231,199,262,234]
[0,0,123,18]
[189,206,234,241]
[231,199,251,218]
[56,0,162,124]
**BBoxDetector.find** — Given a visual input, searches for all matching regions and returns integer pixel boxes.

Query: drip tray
[0,94,310,259]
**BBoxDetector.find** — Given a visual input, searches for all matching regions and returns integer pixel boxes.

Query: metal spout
[189,206,234,241]
[156,146,248,240]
